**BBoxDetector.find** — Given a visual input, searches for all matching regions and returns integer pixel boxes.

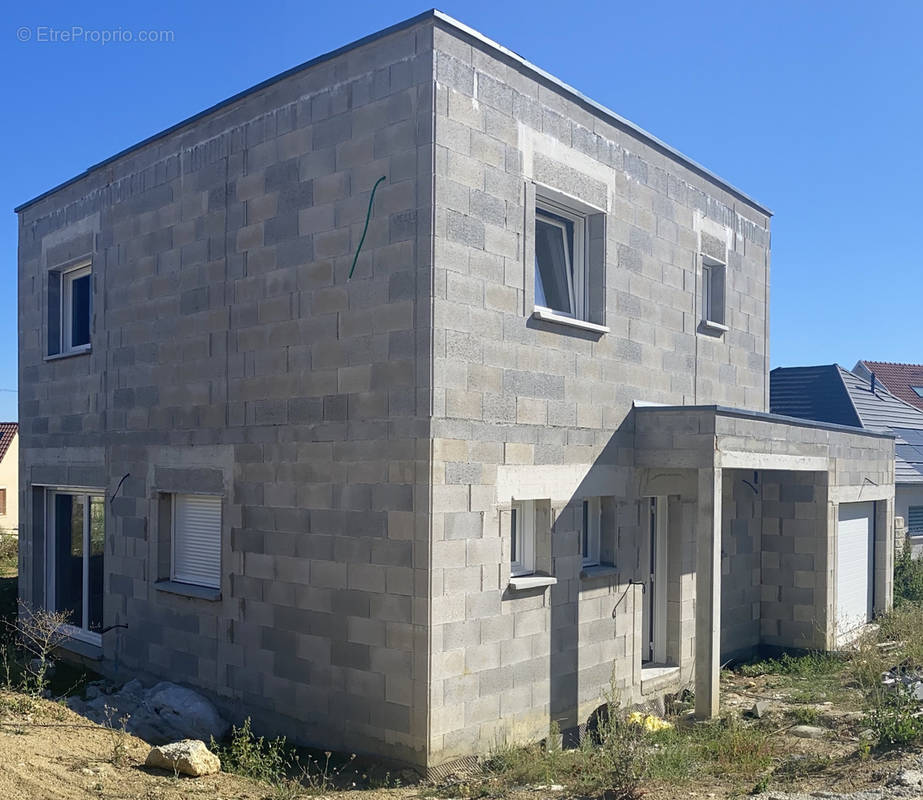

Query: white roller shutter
[836,502,874,643]
[173,494,222,589]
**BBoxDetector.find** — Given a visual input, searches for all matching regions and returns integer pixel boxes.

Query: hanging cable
[347,175,386,281]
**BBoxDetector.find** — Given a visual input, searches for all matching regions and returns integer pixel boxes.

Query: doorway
[641,496,668,664]
[45,490,105,645]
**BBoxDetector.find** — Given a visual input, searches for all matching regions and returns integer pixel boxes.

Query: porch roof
[633,403,895,475]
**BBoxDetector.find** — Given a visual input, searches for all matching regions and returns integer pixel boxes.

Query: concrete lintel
[695,466,722,719]
[718,452,828,471]
[829,484,895,504]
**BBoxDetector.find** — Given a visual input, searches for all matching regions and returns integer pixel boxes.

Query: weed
[211,717,293,784]
[4,602,72,696]
[865,686,923,747]
[789,706,819,725]
[103,704,132,767]
[737,651,843,679]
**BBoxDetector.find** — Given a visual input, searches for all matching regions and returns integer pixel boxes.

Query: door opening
[641,496,668,664]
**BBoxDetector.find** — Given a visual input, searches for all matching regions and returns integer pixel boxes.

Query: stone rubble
[67,679,229,745]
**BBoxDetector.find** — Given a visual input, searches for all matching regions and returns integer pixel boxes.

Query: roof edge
[16,9,773,217]
[634,403,895,439]
[14,9,439,214]
[430,11,772,217]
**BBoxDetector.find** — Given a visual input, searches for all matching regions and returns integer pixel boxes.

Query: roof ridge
[861,360,923,369]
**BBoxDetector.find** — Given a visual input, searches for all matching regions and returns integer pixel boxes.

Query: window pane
[53,494,83,629]
[510,508,518,563]
[70,274,91,347]
[535,218,572,314]
[88,497,105,632]
[582,500,589,558]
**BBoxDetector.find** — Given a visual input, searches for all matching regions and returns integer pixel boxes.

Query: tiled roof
[771,365,923,484]
[855,361,923,413]
[769,365,860,427]
[0,423,17,464]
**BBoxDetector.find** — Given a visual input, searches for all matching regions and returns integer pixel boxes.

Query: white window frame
[510,499,536,577]
[581,497,601,567]
[171,493,222,590]
[44,487,106,647]
[701,254,727,330]
[534,200,587,321]
[61,262,92,354]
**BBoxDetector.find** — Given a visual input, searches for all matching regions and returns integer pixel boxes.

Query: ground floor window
[171,493,222,589]
[45,489,105,645]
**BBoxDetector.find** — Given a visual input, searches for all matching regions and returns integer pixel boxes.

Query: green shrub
[894,536,923,607]
[211,717,293,784]
[737,651,842,679]
[866,687,923,747]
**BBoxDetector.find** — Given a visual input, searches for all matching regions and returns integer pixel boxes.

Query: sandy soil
[0,691,421,800]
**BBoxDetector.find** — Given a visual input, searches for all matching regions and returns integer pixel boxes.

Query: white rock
[146,683,230,742]
[145,740,220,777]
[789,724,826,739]
[890,768,923,787]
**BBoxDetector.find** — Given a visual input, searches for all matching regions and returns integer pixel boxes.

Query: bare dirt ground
[0,690,424,800]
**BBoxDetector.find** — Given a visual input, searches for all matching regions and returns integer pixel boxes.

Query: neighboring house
[15,11,894,772]
[854,361,923,414]
[0,423,18,536]
[772,364,923,547]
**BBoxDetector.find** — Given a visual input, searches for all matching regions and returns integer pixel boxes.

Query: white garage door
[836,502,874,643]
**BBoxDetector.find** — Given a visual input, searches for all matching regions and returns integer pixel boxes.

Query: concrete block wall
[720,470,761,661]
[427,19,771,763]
[758,470,828,651]
[18,21,436,764]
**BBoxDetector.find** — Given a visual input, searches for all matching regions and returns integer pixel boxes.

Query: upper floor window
[581,497,601,567]
[535,201,586,320]
[511,499,536,577]
[49,262,92,356]
[701,254,727,332]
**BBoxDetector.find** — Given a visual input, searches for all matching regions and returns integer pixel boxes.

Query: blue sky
[2,0,921,422]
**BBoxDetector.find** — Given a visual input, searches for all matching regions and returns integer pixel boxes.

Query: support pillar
[695,466,721,719]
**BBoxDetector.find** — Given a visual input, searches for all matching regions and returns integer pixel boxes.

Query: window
[0,488,6,517]
[49,262,92,356]
[912,387,923,398]
[45,489,105,645]
[535,201,586,320]
[909,506,923,535]
[581,497,601,566]
[172,494,222,589]
[701,255,726,329]
[510,499,536,576]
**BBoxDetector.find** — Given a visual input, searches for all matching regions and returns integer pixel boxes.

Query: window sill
[532,309,609,335]
[44,347,92,362]
[580,564,619,581]
[699,320,729,334]
[154,580,221,601]
[57,636,103,661]
[508,574,557,591]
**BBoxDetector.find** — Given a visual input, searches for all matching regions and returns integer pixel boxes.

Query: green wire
[348,175,387,280]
